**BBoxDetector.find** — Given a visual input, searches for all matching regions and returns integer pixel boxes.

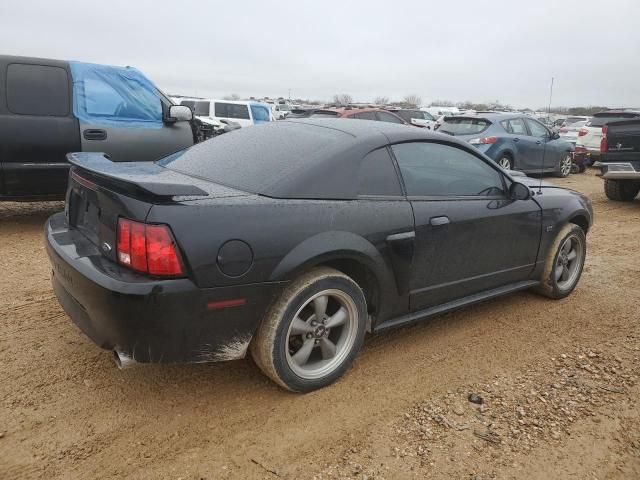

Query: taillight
[578,128,588,137]
[469,136,498,145]
[117,218,184,277]
[600,125,608,153]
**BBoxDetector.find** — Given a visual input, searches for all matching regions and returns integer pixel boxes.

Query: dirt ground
[1,169,639,480]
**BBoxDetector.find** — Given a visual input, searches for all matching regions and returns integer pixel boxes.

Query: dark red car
[309,107,409,124]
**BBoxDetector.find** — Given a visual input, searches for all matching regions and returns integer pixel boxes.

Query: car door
[70,62,193,162]
[0,60,80,197]
[525,118,565,171]
[391,141,542,311]
[501,117,539,171]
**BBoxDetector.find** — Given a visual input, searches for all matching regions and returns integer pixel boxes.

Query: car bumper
[593,161,640,180]
[45,212,285,364]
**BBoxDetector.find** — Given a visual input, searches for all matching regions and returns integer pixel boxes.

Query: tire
[555,154,573,178]
[250,267,367,392]
[604,179,640,202]
[497,155,513,170]
[534,224,586,300]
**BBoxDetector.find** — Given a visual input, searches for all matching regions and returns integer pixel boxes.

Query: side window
[376,111,404,124]
[215,103,250,120]
[194,101,210,116]
[507,118,527,135]
[525,118,549,137]
[392,142,506,197]
[357,148,402,196]
[500,120,512,133]
[353,111,377,120]
[6,63,69,116]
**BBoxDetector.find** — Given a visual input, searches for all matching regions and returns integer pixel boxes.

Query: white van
[202,99,275,127]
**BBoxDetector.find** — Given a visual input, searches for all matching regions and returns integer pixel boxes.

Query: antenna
[539,77,554,194]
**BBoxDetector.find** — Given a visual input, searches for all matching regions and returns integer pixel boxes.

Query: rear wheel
[555,154,573,178]
[250,267,367,392]
[498,155,513,170]
[534,224,586,299]
[604,179,640,202]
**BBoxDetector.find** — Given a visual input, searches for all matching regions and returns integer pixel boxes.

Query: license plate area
[69,188,101,245]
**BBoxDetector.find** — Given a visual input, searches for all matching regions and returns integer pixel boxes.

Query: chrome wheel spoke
[555,265,564,281]
[292,338,315,366]
[319,337,337,360]
[326,307,348,329]
[567,249,577,262]
[561,240,571,255]
[291,317,314,335]
[314,295,328,320]
[561,265,570,282]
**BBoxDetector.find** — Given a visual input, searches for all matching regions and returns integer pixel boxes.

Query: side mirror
[509,181,531,201]
[166,105,193,123]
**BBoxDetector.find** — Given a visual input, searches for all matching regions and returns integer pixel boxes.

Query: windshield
[439,117,491,135]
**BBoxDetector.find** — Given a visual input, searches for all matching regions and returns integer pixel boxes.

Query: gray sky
[1,0,639,108]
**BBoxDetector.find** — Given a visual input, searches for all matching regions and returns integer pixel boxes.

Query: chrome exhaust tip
[113,349,137,369]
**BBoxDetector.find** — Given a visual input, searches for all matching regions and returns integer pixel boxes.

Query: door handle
[386,231,415,242]
[83,129,107,141]
[513,137,520,142]
[429,216,450,226]
[536,140,542,145]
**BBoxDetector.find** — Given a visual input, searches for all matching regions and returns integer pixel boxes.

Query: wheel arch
[568,212,590,233]
[268,231,397,325]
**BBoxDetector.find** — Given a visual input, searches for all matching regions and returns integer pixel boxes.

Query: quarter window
[6,63,70,116]
[357,148,402,196]
[392,142,505,197]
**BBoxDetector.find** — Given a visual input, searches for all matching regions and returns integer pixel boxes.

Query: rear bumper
[594,161,640,180]
[45,212,285,364]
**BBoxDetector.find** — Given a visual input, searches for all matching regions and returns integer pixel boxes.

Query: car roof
[163,119,478,200]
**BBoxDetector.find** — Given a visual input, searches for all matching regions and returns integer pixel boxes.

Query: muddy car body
[46,119,593,391]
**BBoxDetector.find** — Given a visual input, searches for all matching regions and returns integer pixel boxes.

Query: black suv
[0,55,194,200]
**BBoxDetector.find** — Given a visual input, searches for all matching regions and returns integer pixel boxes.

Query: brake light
[117,218,184,276]
[469,136,498,145]
[600,125,608,153]
[578,128,588,137]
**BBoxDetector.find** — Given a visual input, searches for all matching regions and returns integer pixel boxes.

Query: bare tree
[403,94,422,108]
[430,99,455,107]
[374,96,390,105]
[332,93,353,105]
[223,93,241,101]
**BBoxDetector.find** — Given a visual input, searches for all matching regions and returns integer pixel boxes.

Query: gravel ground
[0,169,639,479]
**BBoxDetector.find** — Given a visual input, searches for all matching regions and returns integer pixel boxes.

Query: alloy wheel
[285,289,359,380]
[555,234,584,290]
[498,157,511,170]
[560,155,572,176]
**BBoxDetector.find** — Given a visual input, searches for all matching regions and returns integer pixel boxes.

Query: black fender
[268,231,400,321]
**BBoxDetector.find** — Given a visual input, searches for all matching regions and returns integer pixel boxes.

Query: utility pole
[288,89,291,102]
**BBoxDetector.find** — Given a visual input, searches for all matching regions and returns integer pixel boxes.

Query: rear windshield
[438,117,491,135]
[157,122,351,194]
[310,111,339,117]
[214,102,250,120]
[589,113,640,127]
[565,116,586,124]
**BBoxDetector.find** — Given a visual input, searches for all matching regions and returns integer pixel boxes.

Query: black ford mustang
[46,119,593,392]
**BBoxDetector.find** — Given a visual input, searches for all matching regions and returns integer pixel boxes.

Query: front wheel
[250,267,367,392]
[534,224,586,299]
[555,154,573,178]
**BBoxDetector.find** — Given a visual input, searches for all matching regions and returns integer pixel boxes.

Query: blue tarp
[249,101,273,124]
[69,61,163,128]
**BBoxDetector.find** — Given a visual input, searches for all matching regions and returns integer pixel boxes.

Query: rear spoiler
[66,152,209,197]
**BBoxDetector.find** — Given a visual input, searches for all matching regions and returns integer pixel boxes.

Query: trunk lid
[65,152,248,264]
